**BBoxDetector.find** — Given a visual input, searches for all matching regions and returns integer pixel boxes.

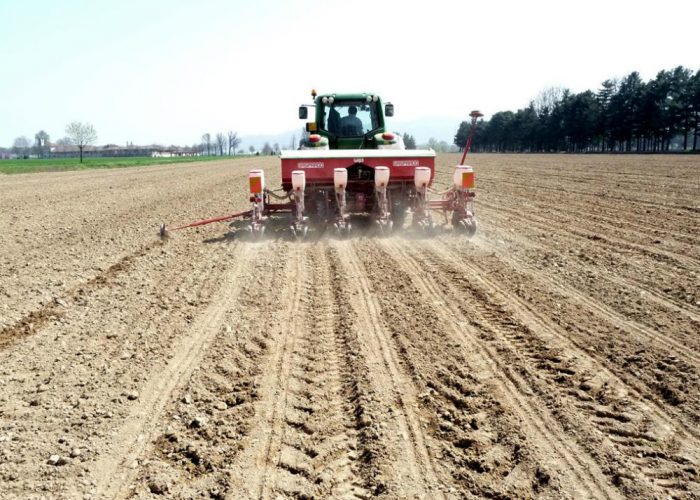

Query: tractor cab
[299,91,395,150]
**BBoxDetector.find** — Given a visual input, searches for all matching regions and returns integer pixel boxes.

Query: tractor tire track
[130,241,291,499]
[91,243,253,499]
[333,240,447,499]
[372,239,619,499]
[263,246,370,499]
[478,208,700,351]
[480,199,700,271]
[434,237,700,437]
[1,234,236,499]
[391,238,698,498]
[482,180,700,249]
[230,244,307,499]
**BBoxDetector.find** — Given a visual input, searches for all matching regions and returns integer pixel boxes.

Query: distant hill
[240,116,461,151]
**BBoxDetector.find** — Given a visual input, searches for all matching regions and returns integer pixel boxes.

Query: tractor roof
[316,92,380,102]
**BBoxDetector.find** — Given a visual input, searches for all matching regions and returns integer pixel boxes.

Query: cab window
[321,101,379,137]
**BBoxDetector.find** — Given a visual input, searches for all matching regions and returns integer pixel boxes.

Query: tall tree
[534,86,566,117]
[560,91,599,152]
[668,66,694,150]
[402,132,416,149]
[596,79,618,151]
[453,122,469,151]
[12,136,30,158]
[65,122,97,163]
[692,69,700,150]
[215,133,225,156]
[227,131,241,156]
[470,67,698,153]
[34,130,50,158]
[201,133,212,155]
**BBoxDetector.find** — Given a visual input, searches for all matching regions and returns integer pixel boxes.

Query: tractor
[160,90,480,239]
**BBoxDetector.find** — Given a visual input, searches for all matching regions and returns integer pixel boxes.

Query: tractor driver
[340,105,363,136]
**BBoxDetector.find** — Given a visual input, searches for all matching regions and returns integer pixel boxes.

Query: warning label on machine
[393,160,420,167]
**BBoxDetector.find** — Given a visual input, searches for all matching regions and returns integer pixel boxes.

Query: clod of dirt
[189,416,207,429]
[534,467,551,488]
[148,480,170,495]
[126,391,139,401]
[47,455,69,466]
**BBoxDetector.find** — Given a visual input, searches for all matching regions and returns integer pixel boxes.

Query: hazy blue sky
[1,0,698,147]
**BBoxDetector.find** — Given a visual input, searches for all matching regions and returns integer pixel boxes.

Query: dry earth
[0,153,698,499]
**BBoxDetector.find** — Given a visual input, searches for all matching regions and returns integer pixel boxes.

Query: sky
[1,0,699,148]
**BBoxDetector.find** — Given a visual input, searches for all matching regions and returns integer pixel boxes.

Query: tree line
[199,132,243,156]
[10,122,97,161]
[198,132,287,156]
[454,66,700,153]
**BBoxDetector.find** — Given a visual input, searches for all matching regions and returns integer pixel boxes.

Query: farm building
[49,144,199,158]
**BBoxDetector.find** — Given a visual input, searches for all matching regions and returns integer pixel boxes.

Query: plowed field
[1,153,698,499]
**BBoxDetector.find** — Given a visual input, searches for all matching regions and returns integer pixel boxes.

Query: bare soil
[0,154,698,499]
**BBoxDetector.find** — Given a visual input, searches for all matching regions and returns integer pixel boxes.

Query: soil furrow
[0,240,163,350]
[393,239,698,497]
[91,243,253,498]
[231,244,307,499]
[333,240,447,498]
[456,229,700,366]
[3,154,699,499]
[433,238,700,437]
[476,210,700,349]
[131,241,290,499]
[372,239,619,499]
[264,245,369,499]
[480,199,700,271]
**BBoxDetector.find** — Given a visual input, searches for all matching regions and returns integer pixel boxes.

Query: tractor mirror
[385,103,394,117]
[298,106,308,119]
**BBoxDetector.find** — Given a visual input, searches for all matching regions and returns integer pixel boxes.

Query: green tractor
[161,90,479,239]
[297,90,400,150]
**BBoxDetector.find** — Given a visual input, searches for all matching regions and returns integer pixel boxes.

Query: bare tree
[533,86,566,117]
[34,130,50,158]
[201,133,212,155]
[12,136,30,158]
[273,142,280,154]
[262,142,273,155]
[248,145,255,154]
[227,131,241,156]
[215,133,225,156]
[65,121,97,163]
